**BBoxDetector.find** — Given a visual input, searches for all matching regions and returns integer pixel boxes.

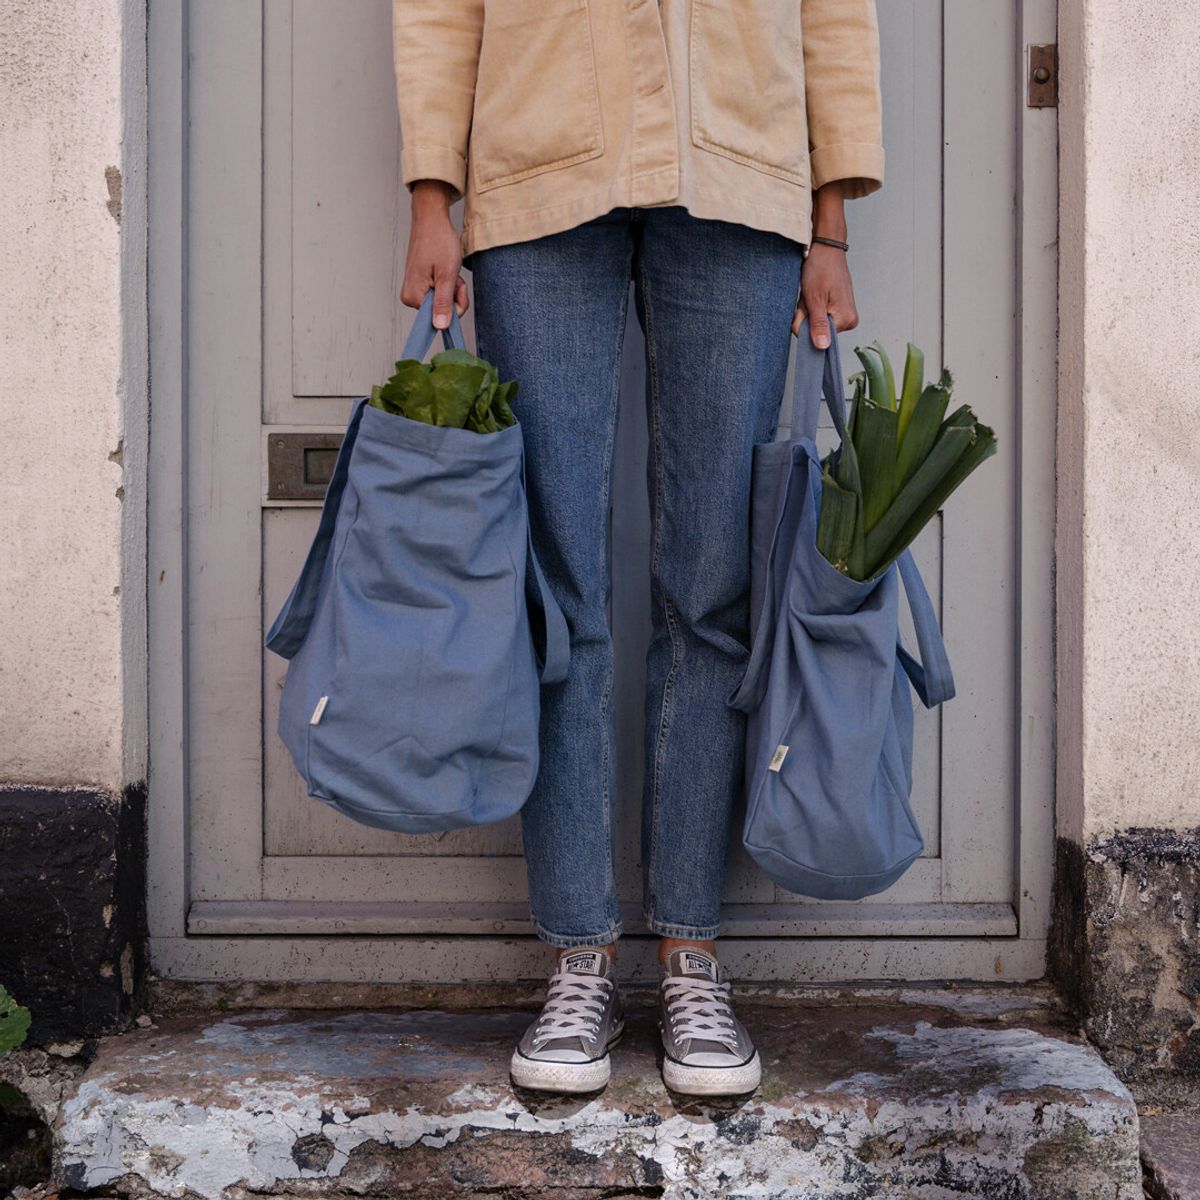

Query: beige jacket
[392,0,884,257]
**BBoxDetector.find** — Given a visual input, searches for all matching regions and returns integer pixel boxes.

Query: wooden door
[148,0,1057,983]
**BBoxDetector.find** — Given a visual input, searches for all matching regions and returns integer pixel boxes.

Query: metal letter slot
[266,431,344,503]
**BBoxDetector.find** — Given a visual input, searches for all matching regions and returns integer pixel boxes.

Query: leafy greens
[369,348,517,433]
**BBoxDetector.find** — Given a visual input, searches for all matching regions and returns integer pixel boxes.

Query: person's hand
[792,181,858,349]
[401,179,469,329]
[793,244,859,349]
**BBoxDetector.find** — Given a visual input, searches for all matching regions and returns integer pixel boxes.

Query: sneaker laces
[531,971,613,1049]
[662,976,740,1050]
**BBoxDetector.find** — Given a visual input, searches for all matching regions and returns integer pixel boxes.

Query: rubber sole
[510,1025,624,1094]
[661,1049,762,1096]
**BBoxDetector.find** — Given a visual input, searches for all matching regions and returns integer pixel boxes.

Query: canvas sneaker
[658,947,761,1095]
[510,948,624,1093]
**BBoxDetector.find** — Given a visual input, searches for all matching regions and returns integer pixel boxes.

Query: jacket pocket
[471,0,604,192]
[689,0,809,184]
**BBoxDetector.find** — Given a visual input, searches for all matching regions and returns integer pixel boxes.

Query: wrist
[411,178,455,216]
[811,180,848,242]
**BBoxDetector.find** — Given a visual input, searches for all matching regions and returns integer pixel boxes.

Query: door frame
[146,0,1059,984]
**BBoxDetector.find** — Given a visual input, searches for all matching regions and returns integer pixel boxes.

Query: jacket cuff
[810,142,886,199]
[400,144,468,197]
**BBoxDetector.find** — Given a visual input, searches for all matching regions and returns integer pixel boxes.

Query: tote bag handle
[264,397,368,659]
[264,291,466,659]
[895,550,955,707]
[401,288,468,358]
[730,320,955,712]
[790,315,852,444]
[409,290,570,686]
[729,320,846,714]
[794,318,955,707]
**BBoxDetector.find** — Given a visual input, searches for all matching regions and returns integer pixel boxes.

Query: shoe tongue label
[562,950,605,975]
[682,951,717,980]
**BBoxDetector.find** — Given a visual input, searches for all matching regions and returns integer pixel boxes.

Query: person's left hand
[793,243,859,350]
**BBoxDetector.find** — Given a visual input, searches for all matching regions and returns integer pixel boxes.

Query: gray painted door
[152,0,1057,983]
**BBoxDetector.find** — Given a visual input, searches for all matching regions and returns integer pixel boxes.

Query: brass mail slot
[267,432,343,502]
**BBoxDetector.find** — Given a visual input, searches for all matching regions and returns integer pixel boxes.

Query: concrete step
[1141,1111,1200,1199]
[55,991,1142,1199]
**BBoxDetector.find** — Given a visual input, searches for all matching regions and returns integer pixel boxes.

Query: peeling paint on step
[55,1005,1143,1199]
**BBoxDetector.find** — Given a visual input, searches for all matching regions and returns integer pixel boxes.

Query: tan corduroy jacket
[392,0,884,257]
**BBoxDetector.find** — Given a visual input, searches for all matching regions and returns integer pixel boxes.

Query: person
[392,0,883,1097]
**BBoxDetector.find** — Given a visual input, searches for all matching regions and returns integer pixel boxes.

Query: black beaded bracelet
[810,235,850,252]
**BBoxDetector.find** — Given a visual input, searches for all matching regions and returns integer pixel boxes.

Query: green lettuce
[369,348,517,433]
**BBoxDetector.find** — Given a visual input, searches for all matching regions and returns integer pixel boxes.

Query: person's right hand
[401,179,469,329]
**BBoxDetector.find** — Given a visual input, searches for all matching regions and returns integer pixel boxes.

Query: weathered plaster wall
[1052,1,1200,1087]
[1057,0,1200,842]
[0,0,146,791]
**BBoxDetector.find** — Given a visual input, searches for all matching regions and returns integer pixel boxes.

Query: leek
[815,340,997,581]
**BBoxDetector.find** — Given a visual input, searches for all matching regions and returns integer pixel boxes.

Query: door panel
[264,0,958,908]
[171,0,1054,973]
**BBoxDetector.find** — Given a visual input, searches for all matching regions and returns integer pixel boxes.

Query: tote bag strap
[895,548,956,707]
[788,320,955,707]
[264,396,369,659]
[264,292,466,659]
[731,318,845,713]
[402,288,468,358]
[727,451,809,713]
[789,315,851,443]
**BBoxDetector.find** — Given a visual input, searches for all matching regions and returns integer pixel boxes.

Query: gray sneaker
[658,948,761,1096]
[510,948,624,1093]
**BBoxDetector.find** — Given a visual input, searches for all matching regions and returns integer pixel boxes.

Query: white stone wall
[1057,0,1200,841]
[0,0,145,792]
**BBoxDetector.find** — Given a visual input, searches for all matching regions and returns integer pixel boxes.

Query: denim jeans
[467,206,803,948]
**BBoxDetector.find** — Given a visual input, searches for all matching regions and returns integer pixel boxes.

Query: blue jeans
[468,206,803,948]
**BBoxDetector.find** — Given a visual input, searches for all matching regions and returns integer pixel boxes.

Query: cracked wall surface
[1051,829,1200,1103]
[0,0,142,790]
[1052,0,1200,1102]
[1056,1,1200,845]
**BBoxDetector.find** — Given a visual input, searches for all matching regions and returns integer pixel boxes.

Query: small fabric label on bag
[310,695,329,725]
[768,744,789,772]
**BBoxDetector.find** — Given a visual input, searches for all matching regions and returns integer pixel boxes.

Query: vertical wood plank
[1014,0,1058,941]
[147,0,190,940]
[940,1,1019,905]
[289,0,401,400]
[186,0,266,902]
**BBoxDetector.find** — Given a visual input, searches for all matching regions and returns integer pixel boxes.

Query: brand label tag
[563,951,603,974]
[310,695,329,725]
[768,743,789,772]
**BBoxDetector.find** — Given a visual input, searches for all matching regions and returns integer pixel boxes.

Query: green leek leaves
[817,341,997,581]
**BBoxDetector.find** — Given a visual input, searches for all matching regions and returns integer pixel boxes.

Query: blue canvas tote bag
[728,319,956,899]
[264,292,569,833]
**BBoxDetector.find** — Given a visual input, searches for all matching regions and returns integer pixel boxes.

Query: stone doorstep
[1141,1111,1200,1200]
[53,993,1143,1200]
